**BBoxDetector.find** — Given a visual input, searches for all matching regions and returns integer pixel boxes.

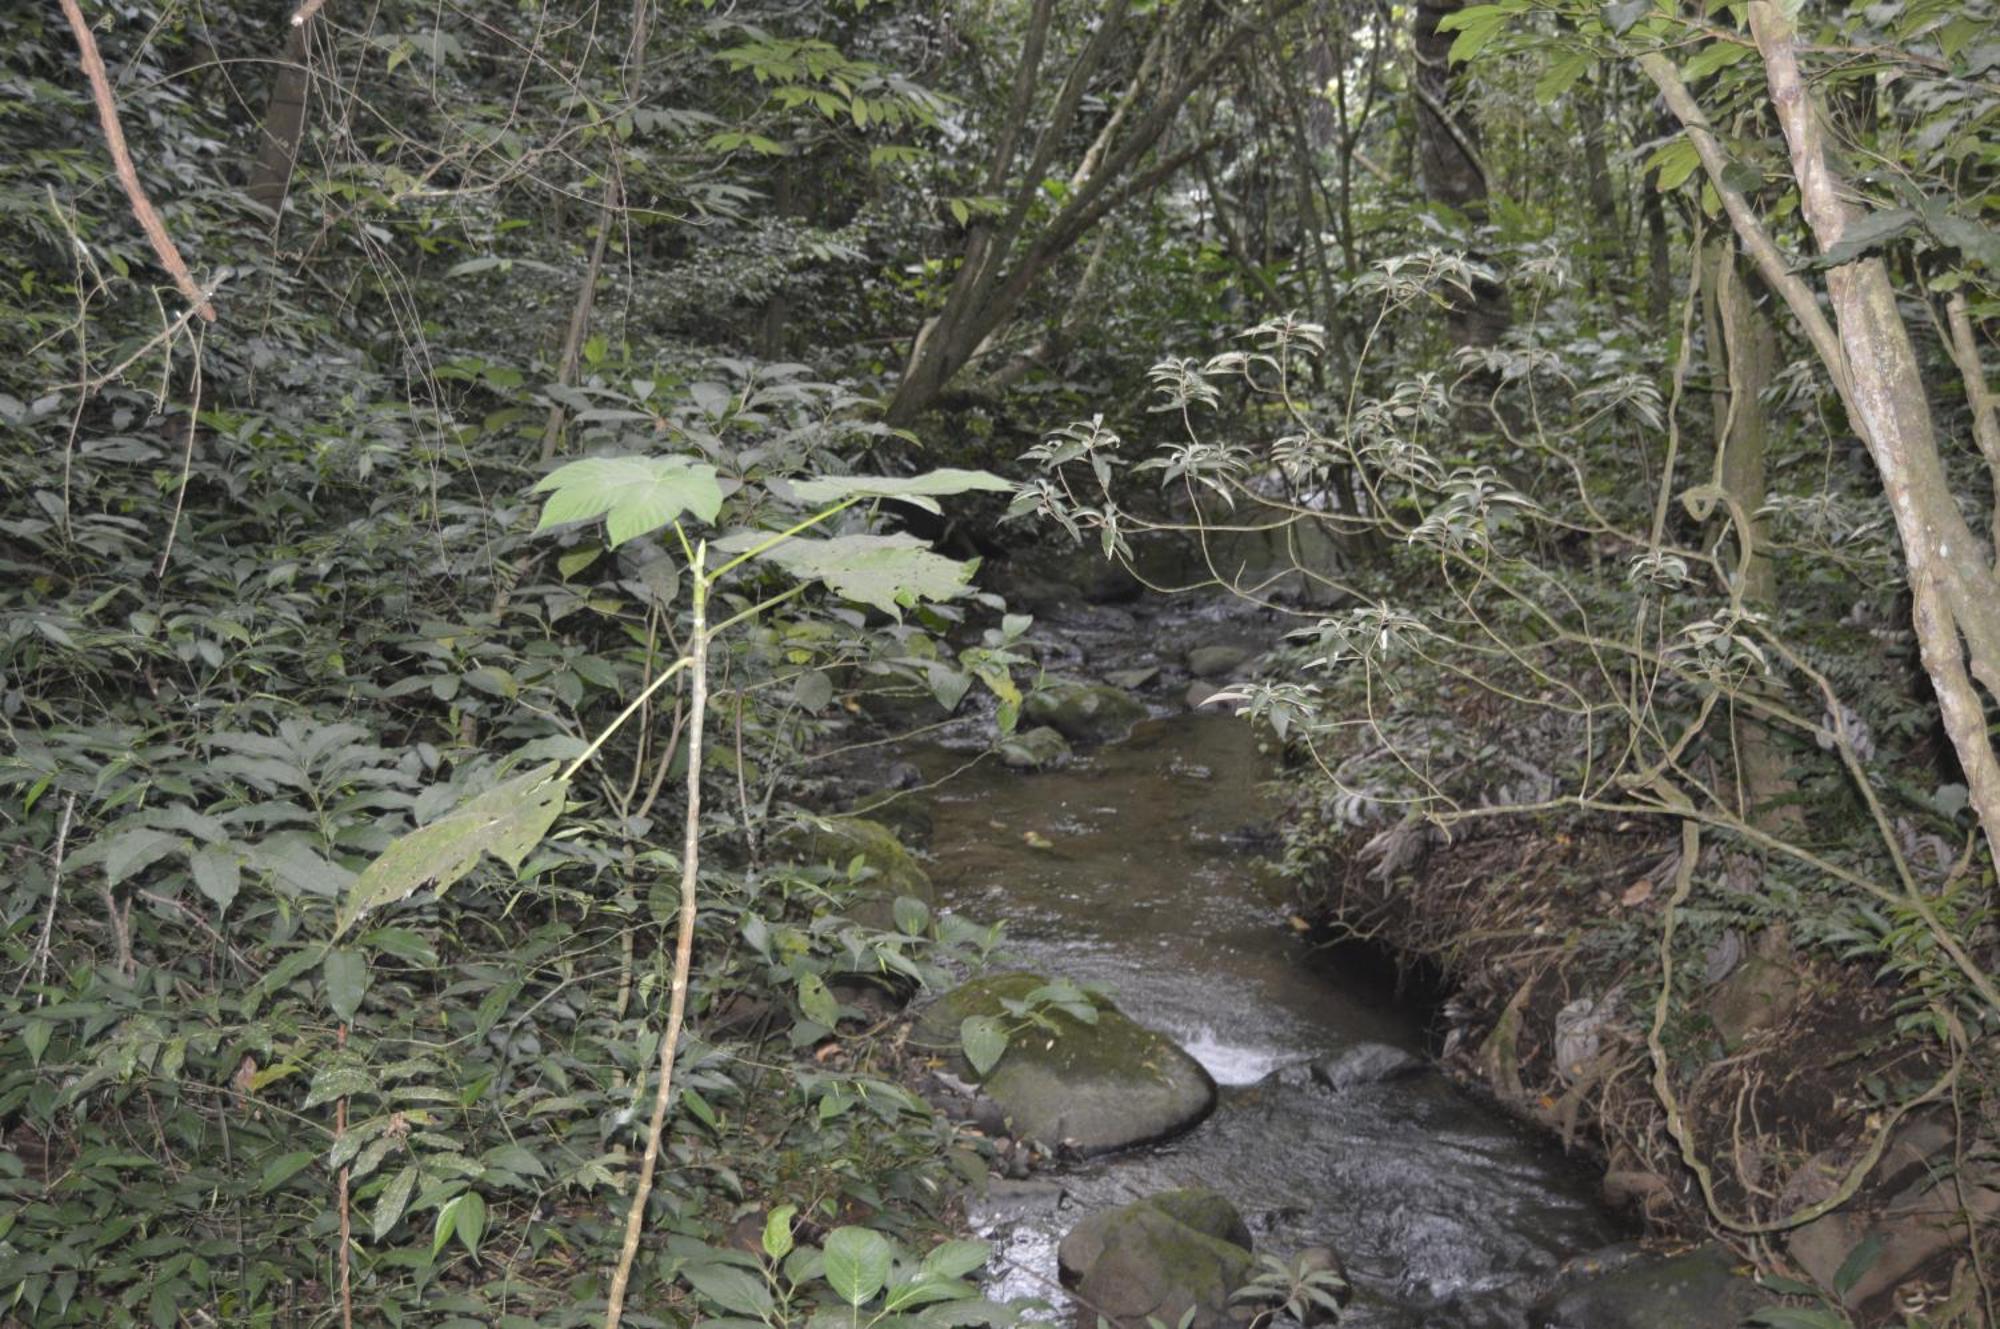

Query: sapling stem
[603,533,709,1329]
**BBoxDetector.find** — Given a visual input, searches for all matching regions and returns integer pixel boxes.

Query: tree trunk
[247,18,313,218]
[885,0,1302,425]
[1411,0,1509,349]
[1737,2,2000,860]
[1701,236,1799,835]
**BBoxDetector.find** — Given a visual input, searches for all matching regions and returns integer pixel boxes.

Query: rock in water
[1530,1245,1768,1328]
[911,972,1217,1154]
[1059,1189,1252,1285]
[1308,1043,1428,1092]
[1022,681,1148,745]
[999,725,1072,770]
[1185,644,1253,679]
[772,814,934,932]
[1058,1193,1254,1329]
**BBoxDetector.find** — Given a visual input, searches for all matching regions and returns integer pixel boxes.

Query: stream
[900,599,1623,1329]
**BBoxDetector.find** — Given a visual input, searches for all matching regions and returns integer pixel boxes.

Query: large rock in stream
[1529,1245,1769,1328]
[1058,1190,1255,1329]
[911,972,1217,1154]
[1023,681,1148,746]
[773,814,935,933]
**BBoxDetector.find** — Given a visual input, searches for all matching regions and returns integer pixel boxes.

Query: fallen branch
[58,0,217,322]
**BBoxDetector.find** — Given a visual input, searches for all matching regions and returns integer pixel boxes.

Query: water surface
[913,708,1617,1328]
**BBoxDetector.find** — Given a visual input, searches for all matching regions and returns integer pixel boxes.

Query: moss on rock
[773,814,934,932]
[911,972,1216,1154]
[1022,681,1147,745]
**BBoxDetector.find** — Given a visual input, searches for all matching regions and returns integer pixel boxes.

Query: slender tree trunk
[1702,237,1799,835]
[1410,0,1509,349]
[1722,2,2000,860]
[248,17,314,218]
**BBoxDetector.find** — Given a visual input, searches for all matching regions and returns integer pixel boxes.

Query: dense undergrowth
[5,0,2000,1324]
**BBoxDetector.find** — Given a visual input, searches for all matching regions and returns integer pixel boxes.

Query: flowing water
[904,614,1620,1328]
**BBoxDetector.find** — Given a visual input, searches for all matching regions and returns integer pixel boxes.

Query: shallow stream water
[907,651,1620,1328]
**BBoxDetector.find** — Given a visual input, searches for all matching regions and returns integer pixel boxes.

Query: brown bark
[60,0,216,321]
[1702,237,1799,834]
[248,18,314,218]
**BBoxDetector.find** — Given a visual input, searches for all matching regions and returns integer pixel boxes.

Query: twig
[154,348,203,579]
[17,793,79,1002]
[335,1022,353,1329]
[57,0,216,322]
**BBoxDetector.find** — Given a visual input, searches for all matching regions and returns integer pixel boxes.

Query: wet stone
[1529,1245,1769,1328]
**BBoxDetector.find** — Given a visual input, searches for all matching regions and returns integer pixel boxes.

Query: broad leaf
[1603,0,1650,34]
[684,1262,776,1317]
[798,972,841,1026]
[1804,208,1918,270]
[335,763,567,938]
[823,1226,893,1306]
[751,533,977,619]
[960,1015,1008,1076]
[921,1239,991,1280]
[372,1164,418,1240]
[763,1204,798,1260]
[322,948,370,1022]
[532,455,725,547]
[189,844,241,912]
[783,468,1012,516]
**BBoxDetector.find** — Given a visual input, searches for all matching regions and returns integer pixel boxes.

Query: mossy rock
[1059,1188,1251,1285]
[1064,1204,1254,1329]
[1529,1245,1768,1328]
[773,814,935,932]
[848,791,935,848]
[911,972,1216,1154]
[1185,644,1253,680]
[1022,682,1147,746]
[998,725,1072,770]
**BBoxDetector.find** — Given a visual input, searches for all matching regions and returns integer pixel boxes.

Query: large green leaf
[532,455,725,546]
[960,1015,1007,1076]
[823,1226,894,1306]
[750,533,977,619]
[335,763,567,938]
[784,468,1011,516]
[683,1262,776,1317]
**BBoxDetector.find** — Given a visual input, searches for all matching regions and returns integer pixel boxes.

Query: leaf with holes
[335,763,567,938]
[532,455,725,546]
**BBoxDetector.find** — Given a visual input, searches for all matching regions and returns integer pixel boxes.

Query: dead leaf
[1620,878,1654,907]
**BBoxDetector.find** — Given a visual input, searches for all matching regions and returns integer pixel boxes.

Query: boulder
[1309,1043,1428,1092]
[847,791,935,848]
[1059,1189,1252,1285]
[911,972,1217,1154]
[1530,1245,1768,1328]
[1023,682,1148,746]
[773,815,934,932]
[1185,644,1253,679]
[1059,1195,1254,1329]
[1706,955,1799,1048]
[1786,1120,2000,1309]
[999,726,1073,771]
